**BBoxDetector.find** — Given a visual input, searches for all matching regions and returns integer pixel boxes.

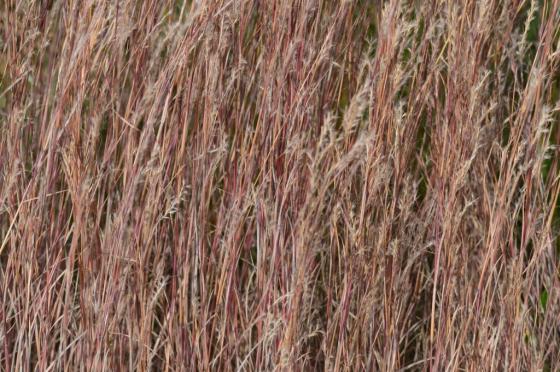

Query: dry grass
[1,0,560,370]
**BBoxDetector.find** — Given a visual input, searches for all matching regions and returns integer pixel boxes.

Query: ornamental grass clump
[1,0,560,370]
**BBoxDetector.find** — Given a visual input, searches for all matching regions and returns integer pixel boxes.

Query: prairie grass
[1,0,560,371]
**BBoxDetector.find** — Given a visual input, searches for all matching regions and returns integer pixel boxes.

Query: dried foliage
[1,0,560,370]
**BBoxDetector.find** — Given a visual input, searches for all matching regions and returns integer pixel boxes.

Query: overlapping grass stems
[1,0,560,370]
